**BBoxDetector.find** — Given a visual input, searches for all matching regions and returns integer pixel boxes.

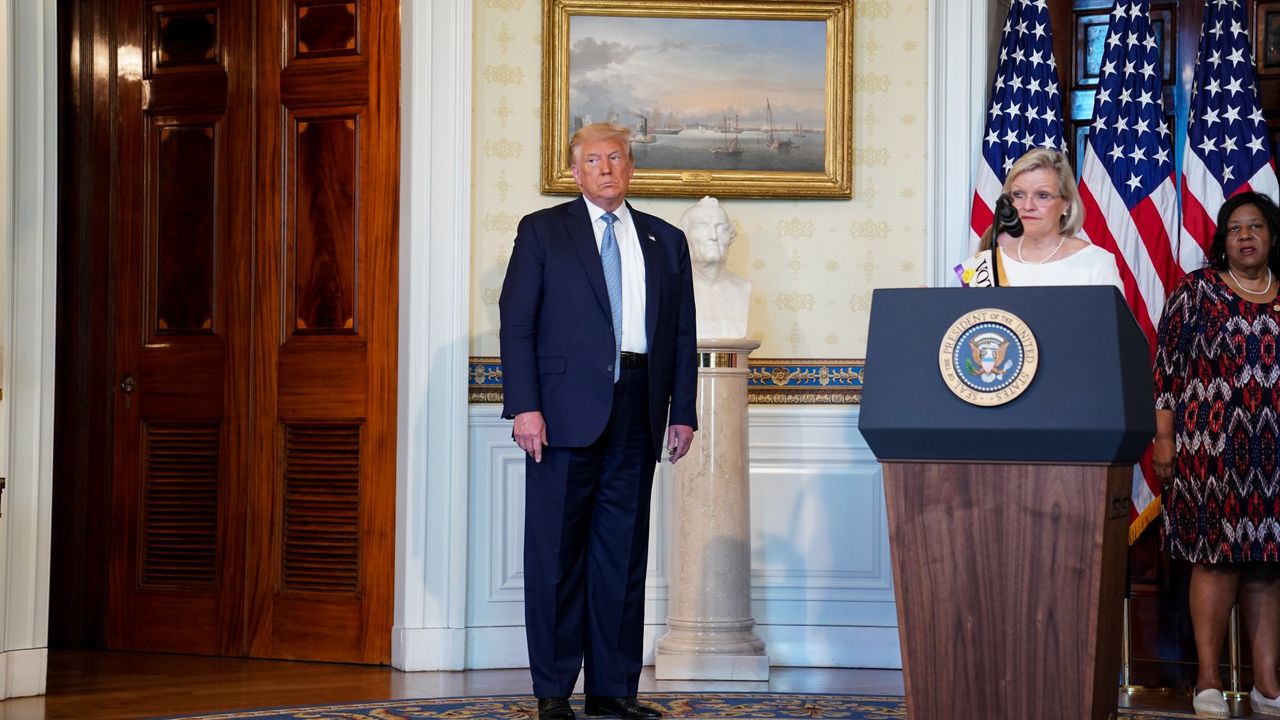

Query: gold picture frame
[540,0,854,199]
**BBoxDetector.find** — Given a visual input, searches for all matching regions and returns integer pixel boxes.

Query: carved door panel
[107,0,254,656]
[244,0,399,663]
[106,0,397,663]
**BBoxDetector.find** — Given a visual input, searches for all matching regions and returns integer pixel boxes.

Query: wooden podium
[859,287,1154,720]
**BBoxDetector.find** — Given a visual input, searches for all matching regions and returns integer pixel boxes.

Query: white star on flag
[968,0,1065,248]
[1181,0,1279,272]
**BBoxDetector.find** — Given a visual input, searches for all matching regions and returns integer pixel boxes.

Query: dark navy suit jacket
[499,197,698,455]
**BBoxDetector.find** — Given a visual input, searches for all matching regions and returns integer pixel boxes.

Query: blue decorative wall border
[469,357,863,405]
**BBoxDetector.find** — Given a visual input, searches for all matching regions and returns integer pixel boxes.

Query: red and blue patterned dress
[1155,268,1280,563]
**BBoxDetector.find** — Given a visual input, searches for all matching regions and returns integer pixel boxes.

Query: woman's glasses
[1009,191,1061,206]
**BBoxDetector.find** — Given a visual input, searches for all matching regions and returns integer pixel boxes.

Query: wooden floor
[0,650,1216,719]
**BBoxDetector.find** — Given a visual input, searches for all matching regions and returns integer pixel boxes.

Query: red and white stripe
[1078,141,1181,544]
[969,158,1003,251]
[1078,147,1181,349]
[1180,145,1280,272]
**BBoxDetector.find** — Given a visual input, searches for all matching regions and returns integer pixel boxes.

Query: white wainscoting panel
[466,403,898,670]
[467,410,673,668]
[747,406,898,668]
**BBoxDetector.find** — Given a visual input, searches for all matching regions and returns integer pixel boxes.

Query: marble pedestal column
[655,339,769,680]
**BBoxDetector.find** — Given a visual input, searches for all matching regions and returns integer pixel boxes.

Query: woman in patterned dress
[1153,191,1280,718]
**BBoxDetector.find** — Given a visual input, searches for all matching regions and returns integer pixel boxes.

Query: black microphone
[994,193,1024,238]
[987,193,1023,288]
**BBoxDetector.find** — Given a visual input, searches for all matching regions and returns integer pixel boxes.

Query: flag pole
[1225,604,1246,700]
[1120,595,1142,693]
[1119,577,1168,695]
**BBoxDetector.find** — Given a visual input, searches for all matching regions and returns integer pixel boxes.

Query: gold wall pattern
[482,138,524,160]
[862,250,881,281]
[855,74,891,93]
[471,0,928,361]
[775,292,816,313]
[493,170,512,201]
[484,0,525,11]
[492,23,514,52]
[783,250,806,279]
[856,1,893,19]
[482,212,521,235]
[482,64,524,85]
[856,147,890,166]
[850,219,890,240]
[468,358,864,404]
[495,98,514,128]
[775,218,816,240]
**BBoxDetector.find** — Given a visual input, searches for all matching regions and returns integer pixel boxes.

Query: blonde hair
[978,148,1084,251]
[568,122,634,165]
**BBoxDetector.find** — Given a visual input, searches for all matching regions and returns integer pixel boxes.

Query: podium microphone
[989,194,1024,287]
[994,193,1024,239]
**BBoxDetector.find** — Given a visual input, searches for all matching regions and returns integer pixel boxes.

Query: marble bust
[681,197,751,339]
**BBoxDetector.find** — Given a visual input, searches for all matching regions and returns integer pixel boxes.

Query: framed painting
[540,0,855,199]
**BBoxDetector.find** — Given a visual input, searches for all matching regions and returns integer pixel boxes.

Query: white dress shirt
[584,197,648,353]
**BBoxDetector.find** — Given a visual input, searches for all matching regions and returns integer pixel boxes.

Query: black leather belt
[620,352,647,369]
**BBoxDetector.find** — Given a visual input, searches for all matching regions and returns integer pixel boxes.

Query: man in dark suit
[499,122,698,720]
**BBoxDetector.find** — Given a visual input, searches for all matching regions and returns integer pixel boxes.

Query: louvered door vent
[141,423,220,587]
[282,423,361,593]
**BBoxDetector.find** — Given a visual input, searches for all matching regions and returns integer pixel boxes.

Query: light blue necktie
[600,212,623,381]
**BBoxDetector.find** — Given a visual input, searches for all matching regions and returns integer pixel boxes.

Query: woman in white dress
[977,148,1123,291]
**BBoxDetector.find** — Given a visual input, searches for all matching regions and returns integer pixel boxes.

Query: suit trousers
[523,365,658,698]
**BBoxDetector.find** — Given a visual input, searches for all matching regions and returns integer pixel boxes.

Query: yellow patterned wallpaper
[471,0,928,358]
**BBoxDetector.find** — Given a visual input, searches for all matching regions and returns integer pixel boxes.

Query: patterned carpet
[157,692,1199,719]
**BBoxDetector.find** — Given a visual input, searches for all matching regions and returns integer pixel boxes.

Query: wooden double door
[57,0,399,663]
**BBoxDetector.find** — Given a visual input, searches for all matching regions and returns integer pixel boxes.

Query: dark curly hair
[1206,191,1280,274]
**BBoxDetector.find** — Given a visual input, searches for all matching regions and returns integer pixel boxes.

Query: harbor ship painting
[565,14,828,173]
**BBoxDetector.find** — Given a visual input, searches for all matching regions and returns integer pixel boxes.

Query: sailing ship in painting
[711,115,743,157]
[765,98,792,152]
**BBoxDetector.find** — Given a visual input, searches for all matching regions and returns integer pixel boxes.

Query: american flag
[1076,0,1180,543]
[1180,0,1279,270]
[969,0,1066,247]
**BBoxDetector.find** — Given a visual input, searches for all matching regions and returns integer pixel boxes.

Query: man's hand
[514,411,547,463]
[666,424,695,464]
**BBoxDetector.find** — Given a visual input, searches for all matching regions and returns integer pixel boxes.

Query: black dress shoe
[537,697,576,720]
[583,695,661,719]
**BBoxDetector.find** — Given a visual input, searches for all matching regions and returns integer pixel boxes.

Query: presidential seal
[938,308,1039,406]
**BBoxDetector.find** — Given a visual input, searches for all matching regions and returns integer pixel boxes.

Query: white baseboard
[0,647,46,698]
[391,627,467,671]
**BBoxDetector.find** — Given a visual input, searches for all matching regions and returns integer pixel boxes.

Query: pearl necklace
[1017,235,1067,264]
[1228,266,1274,296]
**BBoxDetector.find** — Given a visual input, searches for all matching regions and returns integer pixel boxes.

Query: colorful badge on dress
[955,253,997,287]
